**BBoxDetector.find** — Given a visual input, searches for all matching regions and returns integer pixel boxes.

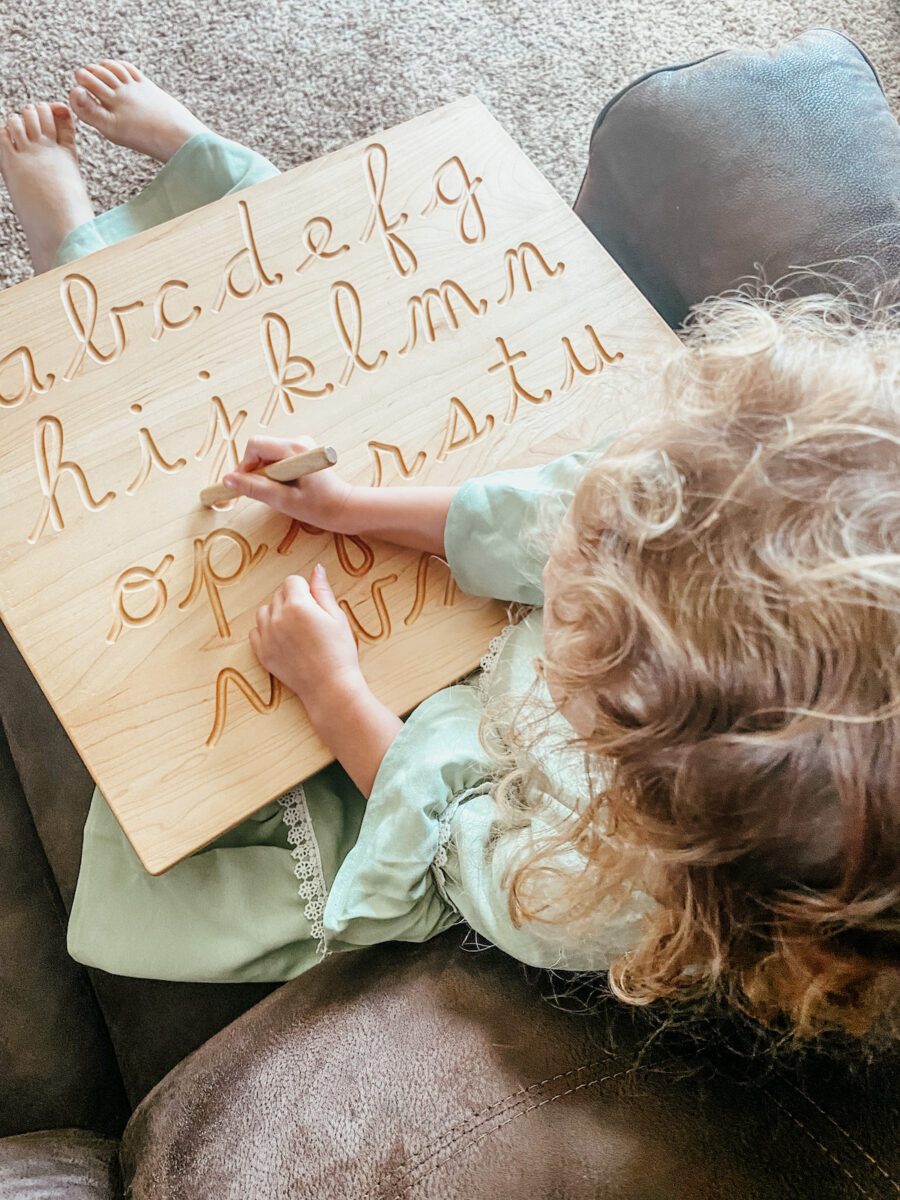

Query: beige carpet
[1,0,899,291]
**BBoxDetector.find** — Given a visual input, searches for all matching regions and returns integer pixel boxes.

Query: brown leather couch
[2,28,900,1199]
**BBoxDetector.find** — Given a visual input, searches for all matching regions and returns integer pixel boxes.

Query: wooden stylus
[200,444,338,507]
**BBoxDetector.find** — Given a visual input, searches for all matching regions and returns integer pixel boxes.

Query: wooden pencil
[200,444,338,507]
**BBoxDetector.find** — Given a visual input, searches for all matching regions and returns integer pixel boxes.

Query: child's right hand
[222,434,357,532]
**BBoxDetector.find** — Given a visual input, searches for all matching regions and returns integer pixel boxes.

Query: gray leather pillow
[574,27,900,326]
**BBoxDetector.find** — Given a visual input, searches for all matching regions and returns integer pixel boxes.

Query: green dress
[61,134,653,983]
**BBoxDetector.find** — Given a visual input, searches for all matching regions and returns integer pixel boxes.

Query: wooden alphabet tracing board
[0,97,681,873]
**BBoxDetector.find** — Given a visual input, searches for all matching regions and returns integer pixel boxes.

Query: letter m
[400,281,486,354]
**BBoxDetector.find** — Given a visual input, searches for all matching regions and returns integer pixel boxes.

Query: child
[3,64,899,1045]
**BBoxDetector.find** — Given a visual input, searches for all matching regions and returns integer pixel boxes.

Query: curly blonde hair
[487,287,900,1045]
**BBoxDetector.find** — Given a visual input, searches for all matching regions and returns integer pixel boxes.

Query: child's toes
[69,84,113,135]
[100,60,132,84]
[21,104,42,141]
[73,65,116,105]
[87,63,123,92]
[68,84,93,116]
[49,103,75,142]
[6,113,25,150]
[50,104,77,150]
[35,102,56,138]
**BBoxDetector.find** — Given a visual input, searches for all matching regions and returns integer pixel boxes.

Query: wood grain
[0,97,681,873]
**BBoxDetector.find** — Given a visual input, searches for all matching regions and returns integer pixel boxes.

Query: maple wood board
[0,97,681,874]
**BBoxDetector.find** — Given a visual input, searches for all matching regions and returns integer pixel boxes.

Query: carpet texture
[0,0,899,291]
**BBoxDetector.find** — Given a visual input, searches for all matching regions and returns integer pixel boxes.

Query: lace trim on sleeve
[277,784,330,958]
[431,798,460,905]
[479,622,516,677]
[430,781,493,905]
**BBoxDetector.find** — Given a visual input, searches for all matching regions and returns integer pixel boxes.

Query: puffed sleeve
[443,434,617,604]
[322,669,656,968]
[434,792,657,972]
[322,682,492,951]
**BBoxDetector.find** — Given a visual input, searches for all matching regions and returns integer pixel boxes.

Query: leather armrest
[119,933,900,1199]
[0,716,128,1137]
[0,619,278,1115]
[0,1130,121,1200]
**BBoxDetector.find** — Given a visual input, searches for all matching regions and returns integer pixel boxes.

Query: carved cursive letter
[0,345,54,408]
[497,243,565,306]
[358,143,417,277]
[179,529,268,638]
[206,668,282,747]
[436,396,494,461]
[151,280,201,342]
[296,216,351,275]
[28,415,116,543]
[212,199,282,313]
[61,273,145,382]
[398,280,488,357]
[560,325,624,392]
[421,156,486,244]
[339,574,399,644]
[107,554,175,643]
[488,336,551,424]
[259,311,333,426]
[330,281,388,387]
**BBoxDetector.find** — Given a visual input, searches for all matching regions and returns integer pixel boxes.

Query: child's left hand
[250,563,363,725]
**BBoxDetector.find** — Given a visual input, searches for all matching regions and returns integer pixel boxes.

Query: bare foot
[0,103,94,274]
[69,60,209,164]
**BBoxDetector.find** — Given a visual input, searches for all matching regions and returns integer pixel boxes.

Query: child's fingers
[308,563,343,621]
[253,601,270,632]
[222,469,294,509]
[275,574,311,613]
[282,574,312,608]
[235,434,318,473]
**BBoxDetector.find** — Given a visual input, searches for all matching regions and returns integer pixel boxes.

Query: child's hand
[223,434,356,531]
[250,563,365,726]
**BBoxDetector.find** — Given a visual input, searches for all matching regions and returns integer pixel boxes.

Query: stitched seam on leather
[376,1056,618,1191]
[388,1068,632,1199]
[820,27,884,93]
[589,51,729,141]
[773,1071,900,1192]
[751,1084,875,1200]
